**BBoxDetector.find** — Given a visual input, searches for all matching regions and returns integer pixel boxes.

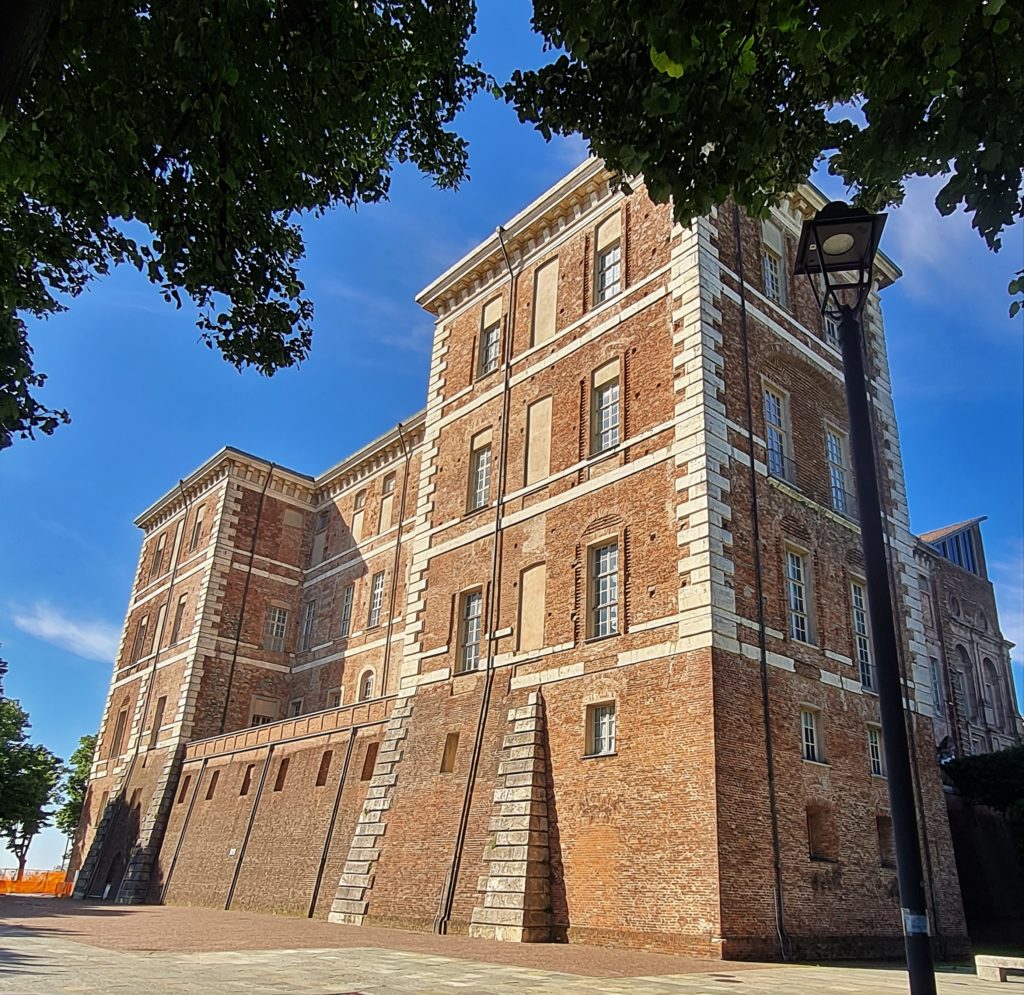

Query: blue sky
[1,3,1021,870]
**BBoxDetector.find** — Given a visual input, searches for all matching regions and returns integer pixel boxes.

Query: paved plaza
[0,896,1009,994]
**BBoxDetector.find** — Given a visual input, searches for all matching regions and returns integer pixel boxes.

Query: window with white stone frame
[867,724,885,777]
[824,313,841,349]
[339,583,354,637]
[478,319,501,377]
[589,540,619,639]
[851,580,874,689]
[825,427,852,516]
[468,440,492,512]
[300,599,316,651]
[262,605,288,652]
[801,707,824,763]
[763,384,792,481]
[596,243,621,302]
[761,220,787,306]
[585,701,617,756]
[358,669,375,702]
[457,589,483,673]
[786,547,813,643]
[367,571,385,627]
[591,360,621,455]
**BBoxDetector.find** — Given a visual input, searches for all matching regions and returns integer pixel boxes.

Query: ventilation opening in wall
[176,775,191,804]
[876,815,896,868]
[316,750,333,787]
[240,764,255,796]
[440,732,459,773]
[205,770,220,800]
[273,757,290,792]
[360,742,379,781]
[806,803,838,862]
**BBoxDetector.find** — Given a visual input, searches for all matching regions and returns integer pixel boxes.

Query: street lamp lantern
[795,200,936,995]
[794,200,887,318]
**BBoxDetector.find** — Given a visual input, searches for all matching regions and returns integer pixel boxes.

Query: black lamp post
[795,202,936,995]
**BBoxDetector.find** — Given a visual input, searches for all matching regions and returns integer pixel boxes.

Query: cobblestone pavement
[0,897,1004,995]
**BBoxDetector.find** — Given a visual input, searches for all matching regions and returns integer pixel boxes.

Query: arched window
[359,670,374,702]
[956,646,978,718]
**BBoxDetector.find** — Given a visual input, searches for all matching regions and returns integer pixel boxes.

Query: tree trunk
[15,852,27,881]
[0,0,60,121]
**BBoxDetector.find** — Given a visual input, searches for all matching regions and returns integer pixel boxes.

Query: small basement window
[240,763,255,796]
[806,802,838,862]
[177,775,191,804]
[440,733,459,774]
[205,770,220,800]
[360,742,379,781]
[315,750,333,787]
[877,815,896,868]
[273,757,289,792]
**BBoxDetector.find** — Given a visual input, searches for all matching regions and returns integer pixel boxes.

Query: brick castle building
[69,159,1021,959]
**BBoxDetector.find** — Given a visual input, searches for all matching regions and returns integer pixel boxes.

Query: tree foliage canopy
[2,0,1021,447]
[0,0,485,447]
[55,733,96,837]
[511,1,1023,245]
[945,744,1024,815]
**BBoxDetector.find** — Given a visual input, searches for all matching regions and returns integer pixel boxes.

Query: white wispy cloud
[10,602,120,663]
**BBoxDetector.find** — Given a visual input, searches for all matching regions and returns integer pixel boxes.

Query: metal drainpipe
[307,727,358,917]
[380,423,413,696]
[219,463,276,735]
[732,204,792,961]
[158,758,208,902]
[434,226,518,935]
[224,744,275,909]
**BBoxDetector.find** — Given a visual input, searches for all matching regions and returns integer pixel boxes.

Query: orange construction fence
[0,869,73,896]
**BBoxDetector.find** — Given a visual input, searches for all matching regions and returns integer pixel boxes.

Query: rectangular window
[590,541,619,638]
[851,581,874,688]
[130,615,149,663]
[826,429,851,515]
[591,361,621,454]
[367,571,385,627]
[806,803,837,861]
[351,490,366,543]
[249,695,278,726]
[458,590,483,673]
[824,314,841,349]
[478,320,501,376]
[339,584,354,637]
[170,594,188,644]
[177,775,191,804]
[109,708,129,758]
[594,213,622,306]
[532,257,559,345]
[440,732,460,773]
[468,439,492,512]
[300,600,316,651]
[801,708,823,763]
[273,757,289,791]
[205,770,220,800]
[518,562,546,652]
[287,698,303,718]
[327,688,342,709]
[525,396,552,485]
[868,724,885,777]
[786,549,812,643]
[189,508,204,552]
[360,742,379,781]
[877,815,896,867]
[262,606,288,652]
[930,657,943,708]
[586,702,617,756]
[763,386,790,480]
[379,473,396,532]
[596,244,622,302]
[316,750,333,787]
[762,221,787,305]
[149,533,166,580]
[149,696,166,750]
[240,764,255,796]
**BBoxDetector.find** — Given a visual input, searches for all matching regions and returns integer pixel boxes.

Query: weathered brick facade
[70,159,1020,958]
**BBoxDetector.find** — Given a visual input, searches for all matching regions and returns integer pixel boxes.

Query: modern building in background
[69,159,1020,958]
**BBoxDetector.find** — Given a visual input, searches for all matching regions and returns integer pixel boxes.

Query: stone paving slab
[0,930,1007,995]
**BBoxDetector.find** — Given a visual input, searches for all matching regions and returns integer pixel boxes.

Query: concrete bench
[976,954,1024,983]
